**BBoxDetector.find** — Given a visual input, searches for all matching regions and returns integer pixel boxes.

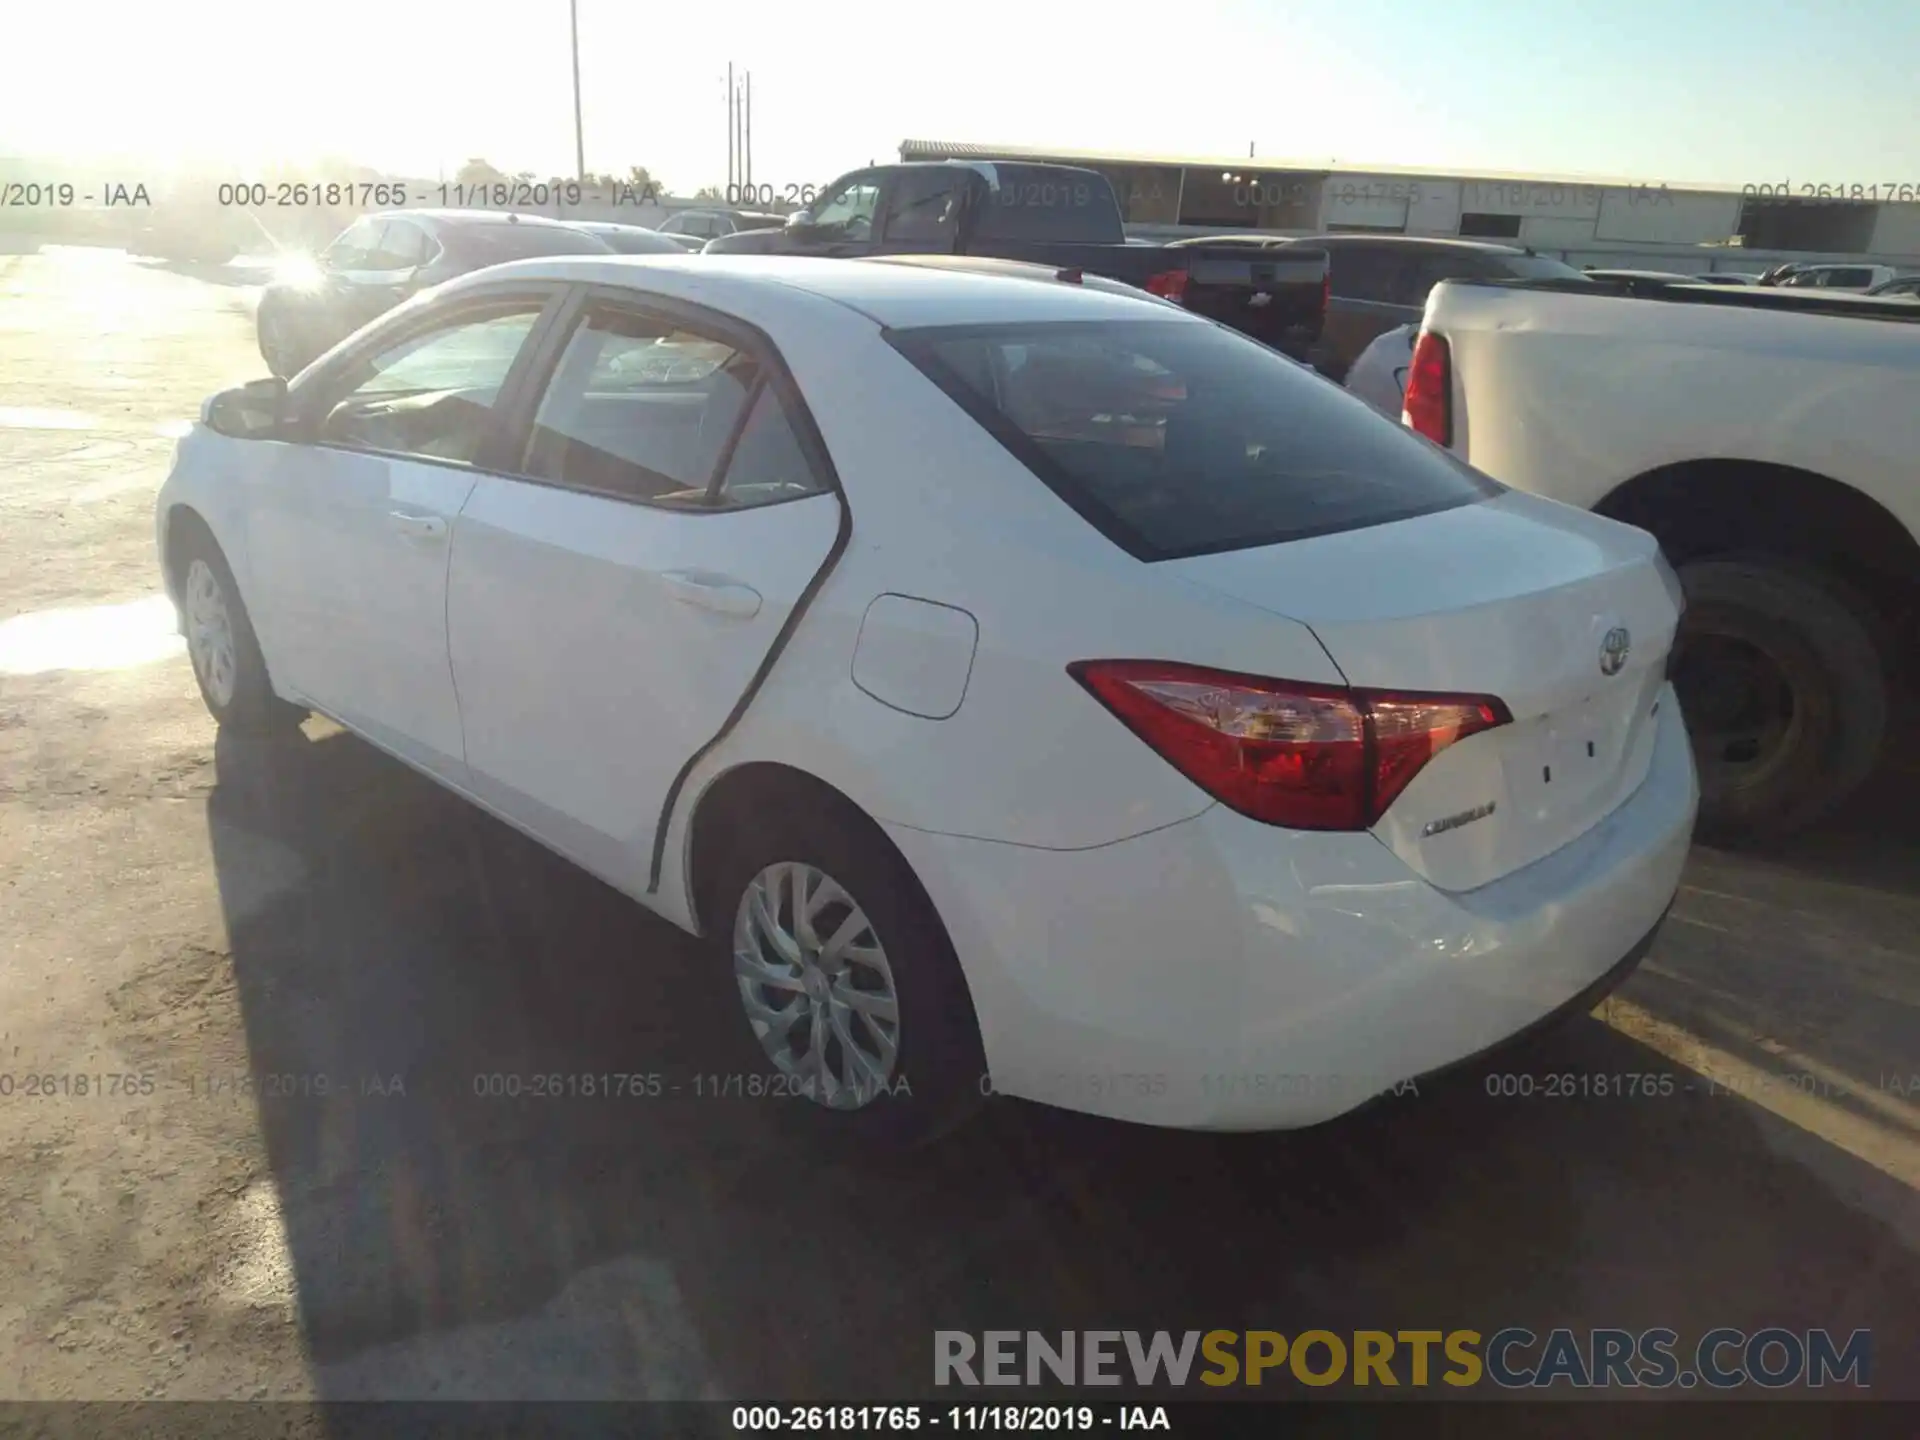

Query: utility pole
[745,72,753,193]
[570,0,586,182]
[727,63,735,195]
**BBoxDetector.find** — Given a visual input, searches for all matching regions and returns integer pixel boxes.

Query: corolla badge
[1600,626,1632,677]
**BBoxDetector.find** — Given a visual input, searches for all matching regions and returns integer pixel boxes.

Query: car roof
[439,253,1204,328]
[862,252,1175,304]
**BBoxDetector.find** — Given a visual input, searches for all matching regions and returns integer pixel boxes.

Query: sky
[2,0,1915,195]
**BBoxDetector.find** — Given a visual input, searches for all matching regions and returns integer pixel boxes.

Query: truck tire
[1670,558,1887,845]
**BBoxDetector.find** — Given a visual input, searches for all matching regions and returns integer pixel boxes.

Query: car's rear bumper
[887,686,1698,1130]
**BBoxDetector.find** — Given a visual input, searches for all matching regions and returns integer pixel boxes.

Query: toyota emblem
[1600,626,1631,676]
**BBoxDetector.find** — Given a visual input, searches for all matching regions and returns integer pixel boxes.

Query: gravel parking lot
[2,241,1918,1405]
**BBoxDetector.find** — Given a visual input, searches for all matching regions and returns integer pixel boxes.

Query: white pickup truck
[1405,276,1920,843]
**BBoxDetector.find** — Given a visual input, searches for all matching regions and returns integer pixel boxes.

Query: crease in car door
[446,303,845,901]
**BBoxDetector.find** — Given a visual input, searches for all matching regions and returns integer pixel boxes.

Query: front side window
[520,306,760,504]
[889,318,1498,561]
[881,171,964,243]
[323,218,386,269]
[317,304,544,463]
[367,220,430,271]
[812,176,880,239]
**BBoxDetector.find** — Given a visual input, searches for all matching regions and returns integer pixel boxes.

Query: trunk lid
[1160,491,1680,890]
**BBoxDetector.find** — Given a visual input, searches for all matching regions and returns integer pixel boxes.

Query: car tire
[708,799,987,1148]
[173,526,305,736]
[1672,558,1887,845]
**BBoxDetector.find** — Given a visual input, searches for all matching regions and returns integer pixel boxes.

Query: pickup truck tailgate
[1178,246,1328,351]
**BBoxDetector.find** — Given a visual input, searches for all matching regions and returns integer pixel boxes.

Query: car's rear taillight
[1144,269,1189,303]
[1320,268,1331,319]
[1070,660,1508,831]
[1402,329,1452,445]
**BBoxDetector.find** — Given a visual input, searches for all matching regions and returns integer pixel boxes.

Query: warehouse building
[898,140,1920,269]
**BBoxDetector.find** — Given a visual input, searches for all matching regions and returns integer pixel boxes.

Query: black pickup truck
[703,161,1329,358]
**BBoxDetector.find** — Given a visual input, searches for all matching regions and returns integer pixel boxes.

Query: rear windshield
[968,166,1126,244]
[888,319,1500,561]
[447,223,613,265]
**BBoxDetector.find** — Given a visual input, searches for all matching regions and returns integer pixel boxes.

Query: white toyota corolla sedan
[156,254,1697,1143]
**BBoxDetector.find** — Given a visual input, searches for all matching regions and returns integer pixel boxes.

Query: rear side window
[1325,246,1410,302]
[447,223,613,266]
[969,166,1125,243]
[888,319,1499,561]
[1493,253,1587,281]
[522,306,759,505]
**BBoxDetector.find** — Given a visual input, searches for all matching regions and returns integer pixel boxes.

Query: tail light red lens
[1402,329,1452,446]
[1144,269,1189,303]
[1320,269,1331,319]
[1070,660,1508,831]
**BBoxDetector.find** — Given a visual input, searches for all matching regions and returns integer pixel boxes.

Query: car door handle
[659,571,763,619]
[388,510,447,541]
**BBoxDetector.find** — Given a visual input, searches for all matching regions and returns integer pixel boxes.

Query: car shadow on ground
[1628,702,1920,1136]
[200,723,1920,1410]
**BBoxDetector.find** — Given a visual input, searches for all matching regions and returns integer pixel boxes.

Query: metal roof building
[898,140,1920,266]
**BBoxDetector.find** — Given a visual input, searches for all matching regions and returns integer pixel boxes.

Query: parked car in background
[1866,274,1920,300]
[1584,268,1700,283]
[157,253,1693,1143]
[703,161,1331,360]
[567,221,688,255]
[656,208,787,250]
[1776,263,1898,292]
[1408,274,1920,842]
[255,210,613,377]
[1583,269,1762,287]
[1292,235,1587,381]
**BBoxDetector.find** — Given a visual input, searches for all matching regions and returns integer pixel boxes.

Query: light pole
[570,0,587,183]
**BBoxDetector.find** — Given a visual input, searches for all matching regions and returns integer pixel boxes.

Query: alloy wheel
[183,558,239,710]
[733,861,902,1110]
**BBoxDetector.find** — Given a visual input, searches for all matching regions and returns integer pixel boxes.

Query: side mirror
[203,377,288,440]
